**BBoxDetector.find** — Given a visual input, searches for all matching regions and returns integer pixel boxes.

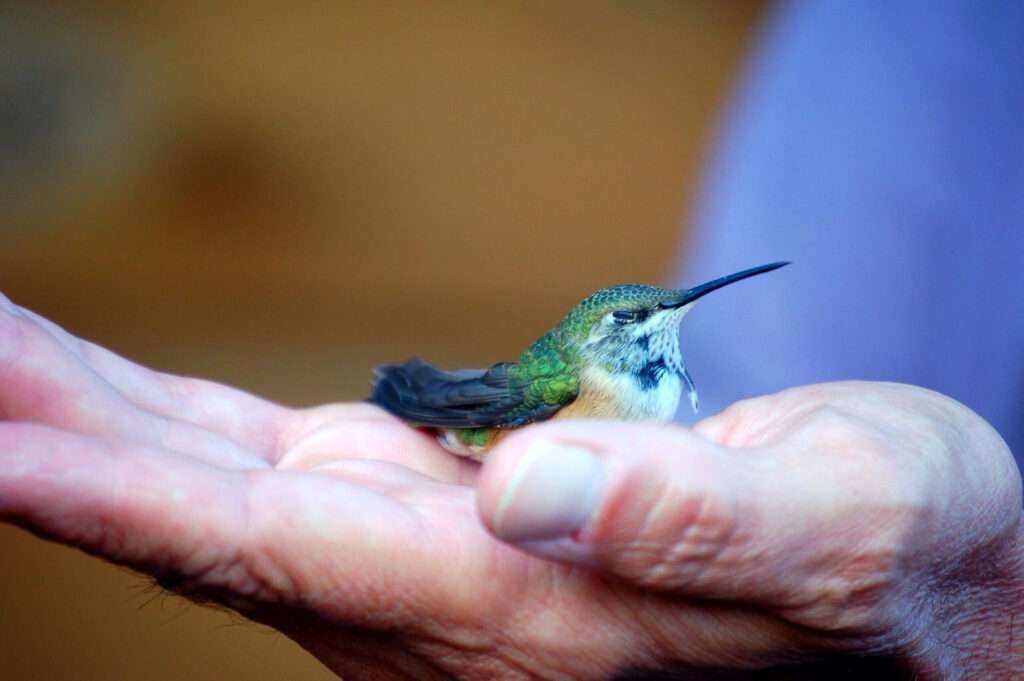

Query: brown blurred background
[1,2,767,679]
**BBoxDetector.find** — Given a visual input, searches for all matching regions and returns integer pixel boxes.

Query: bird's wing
[370,357,577,428]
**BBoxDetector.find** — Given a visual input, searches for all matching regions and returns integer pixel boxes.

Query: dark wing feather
[370,357,563,428]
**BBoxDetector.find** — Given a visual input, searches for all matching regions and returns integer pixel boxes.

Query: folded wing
[370,357,571,428]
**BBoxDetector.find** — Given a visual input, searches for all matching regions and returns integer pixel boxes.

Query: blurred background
[1,2,767,679]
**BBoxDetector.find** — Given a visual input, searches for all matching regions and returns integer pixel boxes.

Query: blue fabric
[675,0,1024,464]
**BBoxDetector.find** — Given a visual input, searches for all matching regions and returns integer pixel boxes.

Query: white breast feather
[580,365,682,421]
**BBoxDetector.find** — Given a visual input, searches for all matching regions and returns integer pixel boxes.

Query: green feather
[455,428,492,447]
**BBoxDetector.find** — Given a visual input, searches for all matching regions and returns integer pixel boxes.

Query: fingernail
[492,440,605,542]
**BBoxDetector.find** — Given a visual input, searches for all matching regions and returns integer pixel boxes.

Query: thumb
[476,420,770,597]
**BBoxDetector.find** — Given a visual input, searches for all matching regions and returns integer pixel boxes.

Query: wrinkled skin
[0,295,1021,680]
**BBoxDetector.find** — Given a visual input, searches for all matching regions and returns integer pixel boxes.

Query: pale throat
[578,306,698,419]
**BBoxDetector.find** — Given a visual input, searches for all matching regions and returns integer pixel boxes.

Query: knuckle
[154,471,297,612]
[783,487,929,635]
[614,480,738,591]
[152,551,269,613]
[801,404,872,448]
[786,535,905,634]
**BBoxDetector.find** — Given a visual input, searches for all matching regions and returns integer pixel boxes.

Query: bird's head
[552,262,788,411]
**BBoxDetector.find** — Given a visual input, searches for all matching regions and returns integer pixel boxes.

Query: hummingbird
[371,261,788,459]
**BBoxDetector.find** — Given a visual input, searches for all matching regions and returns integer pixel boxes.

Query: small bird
[371,262,788,459]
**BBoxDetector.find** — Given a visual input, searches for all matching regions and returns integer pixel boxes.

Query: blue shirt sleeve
[674,0,1024,463]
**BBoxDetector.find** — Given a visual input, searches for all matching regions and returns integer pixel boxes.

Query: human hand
[1,295,1021,679]
[0,294,728,679]
[476,381,1024,679]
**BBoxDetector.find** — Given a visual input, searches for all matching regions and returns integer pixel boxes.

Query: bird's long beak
[659,261,790,309]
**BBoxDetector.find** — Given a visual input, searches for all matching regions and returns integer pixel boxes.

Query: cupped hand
[477,384,1024,678]
[1,296,1021,680]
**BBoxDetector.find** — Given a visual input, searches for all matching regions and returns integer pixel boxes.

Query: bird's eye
[612,310,644,324]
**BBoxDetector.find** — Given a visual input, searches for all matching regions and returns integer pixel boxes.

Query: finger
[475,419,902,617]
[0,422,251,585]
[6,298,291,460]
[0,421,442,628]
[0,305,266,469]
[277,403,479,485]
